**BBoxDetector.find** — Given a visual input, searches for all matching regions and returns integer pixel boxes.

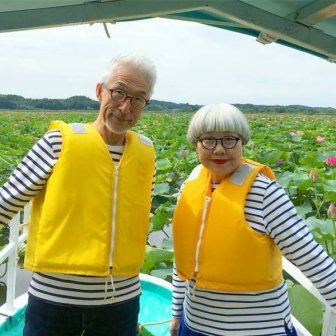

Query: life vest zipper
[194,196,211,273]
[109,164,119,268]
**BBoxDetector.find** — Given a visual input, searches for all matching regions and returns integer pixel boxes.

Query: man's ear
[96,83,103,102]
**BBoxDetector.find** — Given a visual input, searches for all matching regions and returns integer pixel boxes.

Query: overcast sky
[0,18,335,107]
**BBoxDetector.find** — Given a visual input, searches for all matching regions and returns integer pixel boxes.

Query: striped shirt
[0,129,156,306]
[172,175,336,336]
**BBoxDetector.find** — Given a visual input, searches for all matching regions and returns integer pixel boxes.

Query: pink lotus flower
[276,158,284,166]
[326,156,336,167]
[316,136,325,143]
[309,169,318,182]
[290,131,303,137]
[180,148,187,159]
[327,203,336,220]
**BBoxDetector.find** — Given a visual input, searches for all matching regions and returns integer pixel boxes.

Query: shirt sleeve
[0,130,61,225]
[171,181,187,318]
[263,180,336,309]
[172,263,186,318]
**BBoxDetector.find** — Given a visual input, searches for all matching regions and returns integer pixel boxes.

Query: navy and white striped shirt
[0,129,155,306]
[172,174,336,335]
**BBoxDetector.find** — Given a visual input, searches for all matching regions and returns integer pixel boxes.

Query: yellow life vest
[173,158,283,292]
[24,121,155,277]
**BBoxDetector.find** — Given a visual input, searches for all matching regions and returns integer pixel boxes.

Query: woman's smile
[212,159,227,164]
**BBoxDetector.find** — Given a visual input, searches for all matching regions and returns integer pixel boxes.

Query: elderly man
[0,54,157,336]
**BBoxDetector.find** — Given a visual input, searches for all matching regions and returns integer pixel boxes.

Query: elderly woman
[170,103,336,336]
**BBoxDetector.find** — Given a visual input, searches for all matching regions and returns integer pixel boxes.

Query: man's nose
[119,97,132,113]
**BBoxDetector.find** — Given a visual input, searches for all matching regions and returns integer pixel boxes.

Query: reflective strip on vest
[71,123,87,134]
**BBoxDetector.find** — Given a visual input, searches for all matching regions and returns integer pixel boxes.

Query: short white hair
[100,54,157,97]
[187,103,250,146]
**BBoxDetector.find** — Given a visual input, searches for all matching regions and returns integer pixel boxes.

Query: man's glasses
[198,136,241,150]
[103,84,149,110]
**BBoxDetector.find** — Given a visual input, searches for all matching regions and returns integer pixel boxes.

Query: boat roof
[0,0,335,62]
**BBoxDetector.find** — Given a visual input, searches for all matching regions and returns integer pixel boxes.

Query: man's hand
[170,317,180,336]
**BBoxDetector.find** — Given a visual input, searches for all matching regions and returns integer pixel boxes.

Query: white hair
[100,54,157,97]
[187,103,251,145]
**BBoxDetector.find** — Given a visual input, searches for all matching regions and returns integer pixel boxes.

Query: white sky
[0,17,335,107]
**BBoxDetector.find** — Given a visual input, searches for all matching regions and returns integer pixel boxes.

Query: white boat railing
[0,204,29,319]
[283,257,336,336]
[0,206,335,335]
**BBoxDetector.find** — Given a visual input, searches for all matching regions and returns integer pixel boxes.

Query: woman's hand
[170,317,180,336]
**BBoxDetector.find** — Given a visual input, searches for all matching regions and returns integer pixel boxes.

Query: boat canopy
[0,0,335,62]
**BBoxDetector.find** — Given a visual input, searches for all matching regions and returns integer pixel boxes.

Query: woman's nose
[213,142,226,153]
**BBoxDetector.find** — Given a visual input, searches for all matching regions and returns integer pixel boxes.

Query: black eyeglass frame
[198,136,241,150]
[102,84,149,109]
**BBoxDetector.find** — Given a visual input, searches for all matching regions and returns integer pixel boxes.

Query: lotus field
[0,110,336,334]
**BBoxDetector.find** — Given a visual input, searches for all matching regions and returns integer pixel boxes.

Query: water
[0,265,31,305]
[148,225,172,247]
[12,268,32,296]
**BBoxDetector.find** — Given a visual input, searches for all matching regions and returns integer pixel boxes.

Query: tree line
[0,94,335,114]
